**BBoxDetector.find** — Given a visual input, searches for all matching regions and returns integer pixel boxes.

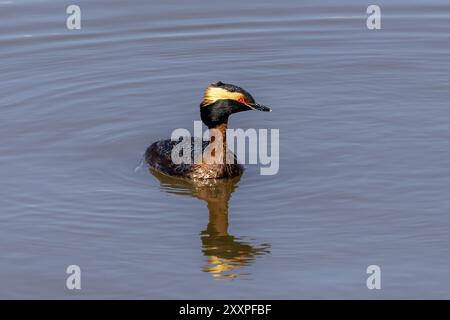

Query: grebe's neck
[207,122,228,164]
[210,123,227,142]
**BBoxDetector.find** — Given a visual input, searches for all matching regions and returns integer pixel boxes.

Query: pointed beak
[247,103,272,112]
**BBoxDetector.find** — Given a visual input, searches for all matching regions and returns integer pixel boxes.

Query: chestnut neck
[207,122,228,165]
[210,123,227,142]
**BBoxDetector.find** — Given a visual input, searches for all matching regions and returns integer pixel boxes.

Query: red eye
[237,97,246,104]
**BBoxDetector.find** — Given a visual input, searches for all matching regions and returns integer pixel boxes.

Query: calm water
[1,0,450,299]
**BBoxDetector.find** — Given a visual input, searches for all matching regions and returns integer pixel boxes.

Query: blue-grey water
[1,0,450,299]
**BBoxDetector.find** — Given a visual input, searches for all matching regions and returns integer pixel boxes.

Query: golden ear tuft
[202,85,246,106]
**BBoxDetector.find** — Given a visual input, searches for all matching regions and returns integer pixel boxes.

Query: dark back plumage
[145,137,243,179]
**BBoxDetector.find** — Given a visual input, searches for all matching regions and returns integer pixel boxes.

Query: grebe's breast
[145,137,243,179]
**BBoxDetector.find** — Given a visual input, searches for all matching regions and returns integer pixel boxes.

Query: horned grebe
[145,81,271,179]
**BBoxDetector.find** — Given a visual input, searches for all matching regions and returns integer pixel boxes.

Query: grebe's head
[200,81,271,128]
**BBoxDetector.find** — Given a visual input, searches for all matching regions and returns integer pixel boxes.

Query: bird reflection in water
[150,169,270,279]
